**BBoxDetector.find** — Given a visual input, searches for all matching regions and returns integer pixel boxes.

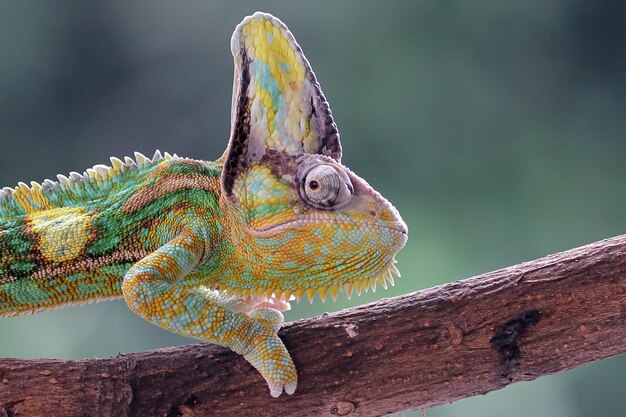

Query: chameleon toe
[284,381,297,396]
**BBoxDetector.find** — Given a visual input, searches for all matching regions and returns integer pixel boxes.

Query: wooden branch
[1,235,625,417]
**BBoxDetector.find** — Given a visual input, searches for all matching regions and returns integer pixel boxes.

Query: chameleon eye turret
[301,164,353,208]
[0,12,407,398]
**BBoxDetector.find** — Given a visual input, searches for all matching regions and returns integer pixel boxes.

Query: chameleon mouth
[252,217,408,236]
[221,257,402,313]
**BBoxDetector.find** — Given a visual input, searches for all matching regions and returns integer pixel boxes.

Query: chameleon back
[0,153,222,316]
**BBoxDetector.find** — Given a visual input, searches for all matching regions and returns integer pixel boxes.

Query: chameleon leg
[121,232,297,397]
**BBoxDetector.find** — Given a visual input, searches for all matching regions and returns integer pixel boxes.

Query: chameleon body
[0,12,407,397]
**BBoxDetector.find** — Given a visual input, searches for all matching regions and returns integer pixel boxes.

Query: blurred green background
[0,1,624,416]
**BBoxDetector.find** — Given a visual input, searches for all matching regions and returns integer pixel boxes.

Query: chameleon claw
[268,378,297,398]
[284,381,297,395]
[269,384,282,398]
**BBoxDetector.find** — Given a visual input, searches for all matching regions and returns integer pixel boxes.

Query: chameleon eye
[302,165,353,208]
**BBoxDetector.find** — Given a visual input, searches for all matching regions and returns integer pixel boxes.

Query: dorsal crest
[0,151,176,217]
[221,12,341,198]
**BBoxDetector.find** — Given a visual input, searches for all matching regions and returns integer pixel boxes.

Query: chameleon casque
[0,12,407,397]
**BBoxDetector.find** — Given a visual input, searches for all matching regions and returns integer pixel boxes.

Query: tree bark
[0,234,625,417]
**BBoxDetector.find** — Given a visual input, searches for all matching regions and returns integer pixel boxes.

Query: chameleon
[0,12,407,397]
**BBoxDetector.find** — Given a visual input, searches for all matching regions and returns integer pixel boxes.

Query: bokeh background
[0,1,624,416]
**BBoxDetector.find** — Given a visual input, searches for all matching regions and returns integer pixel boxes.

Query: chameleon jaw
[223,258,402,312]
[250,215,408,236]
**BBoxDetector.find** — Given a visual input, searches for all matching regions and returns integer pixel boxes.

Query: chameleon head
[218,12,407,303]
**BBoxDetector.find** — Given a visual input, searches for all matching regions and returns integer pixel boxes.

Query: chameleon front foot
[243,308,298,397]
[242,331,298,397]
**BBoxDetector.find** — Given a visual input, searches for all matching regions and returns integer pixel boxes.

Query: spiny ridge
[0,150,177,217]
[219,258,401,305]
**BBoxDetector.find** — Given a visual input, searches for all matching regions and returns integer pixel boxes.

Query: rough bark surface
[0,235,625,417]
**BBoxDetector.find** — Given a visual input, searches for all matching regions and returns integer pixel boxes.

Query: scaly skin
[0,12,407,397]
